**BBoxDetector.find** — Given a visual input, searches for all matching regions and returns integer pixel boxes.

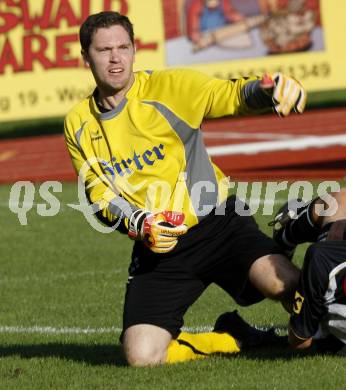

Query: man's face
[205,0,220,9]
[83,25,135,97]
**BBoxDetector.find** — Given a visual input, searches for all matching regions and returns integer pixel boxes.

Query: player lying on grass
[65,11,306,366]
[271,188,346,355]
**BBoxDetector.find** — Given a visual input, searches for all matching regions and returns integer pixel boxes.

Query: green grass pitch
[0,182,345,389]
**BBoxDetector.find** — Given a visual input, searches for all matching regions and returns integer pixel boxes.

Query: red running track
[1,107,346,184]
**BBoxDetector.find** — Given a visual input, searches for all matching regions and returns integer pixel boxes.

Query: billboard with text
[0,0,345,122]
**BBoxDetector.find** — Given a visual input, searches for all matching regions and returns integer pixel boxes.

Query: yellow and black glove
[243,72,307,117]
[261,73,307,116]
[127,210,188,254]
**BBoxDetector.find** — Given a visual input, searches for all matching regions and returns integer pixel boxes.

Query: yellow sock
[165,331,240,364]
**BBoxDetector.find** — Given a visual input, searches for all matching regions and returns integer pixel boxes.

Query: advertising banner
[0,0,345,122]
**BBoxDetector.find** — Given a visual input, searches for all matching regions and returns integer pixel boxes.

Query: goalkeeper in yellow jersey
[64,11,307,366]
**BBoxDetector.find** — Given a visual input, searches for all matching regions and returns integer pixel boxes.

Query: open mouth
[109,68,123,74]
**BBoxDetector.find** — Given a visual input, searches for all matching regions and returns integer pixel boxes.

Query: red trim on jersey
[343,276,346,295]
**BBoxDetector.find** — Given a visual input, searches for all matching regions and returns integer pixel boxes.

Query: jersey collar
[91,73,139,120]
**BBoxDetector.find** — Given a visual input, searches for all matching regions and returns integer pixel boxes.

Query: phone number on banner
[214,61,331,81]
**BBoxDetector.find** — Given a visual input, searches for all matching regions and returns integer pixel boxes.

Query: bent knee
[331,187,346,201]
[124,345,163,367]
[318,188,346,222]
[333,188,346,214]
[249,254,299,300]
[122,324,172,367]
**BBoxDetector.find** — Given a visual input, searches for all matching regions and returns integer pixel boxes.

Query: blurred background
[1,0,346,182]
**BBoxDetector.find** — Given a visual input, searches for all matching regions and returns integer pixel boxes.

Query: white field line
[0,325,211,335]
[0,324,285,335]
[206,134,346,156]
[203,131,298,140]
[1,198,287,209]
[0,326,124,335]
[0,269,123,285]
[2,202,89,211]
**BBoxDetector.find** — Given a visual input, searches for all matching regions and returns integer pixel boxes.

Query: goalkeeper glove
[260,73,307,117]
[127,210,188,253]
[268,198,319,260]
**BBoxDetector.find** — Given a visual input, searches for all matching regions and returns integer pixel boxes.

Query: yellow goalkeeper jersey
[64,68,256,229]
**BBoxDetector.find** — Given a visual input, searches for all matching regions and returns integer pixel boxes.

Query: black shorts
[122,196,283,338]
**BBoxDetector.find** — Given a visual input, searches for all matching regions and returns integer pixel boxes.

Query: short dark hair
[79,11,134,52]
